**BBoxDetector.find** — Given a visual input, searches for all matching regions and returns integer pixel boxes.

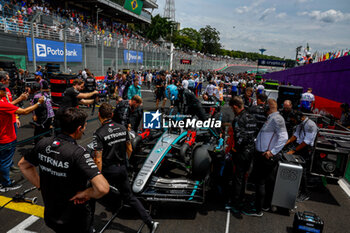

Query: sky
[152,0,350,59]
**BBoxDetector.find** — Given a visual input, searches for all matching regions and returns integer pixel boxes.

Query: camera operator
[0,84,44,192]
[284,111,318,201]
[245,99,288,217]
[112,95,143,132]
[18,107,109,232]
[226,96,258,213]
[30,83,55,143]
[60,79,98,109]
[93,103,159,233]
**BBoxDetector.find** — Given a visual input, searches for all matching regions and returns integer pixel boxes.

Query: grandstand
[0,0,252,75]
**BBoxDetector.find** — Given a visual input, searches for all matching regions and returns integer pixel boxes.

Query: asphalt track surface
[1,85,350,233]
[221,65,259,74]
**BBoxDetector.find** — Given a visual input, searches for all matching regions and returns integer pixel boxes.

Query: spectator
[127,77,141,100]
[241,87,253,110]
[300,88,315,113]
[30,83,55,144]
[115,74,130,100]
[0,83,44,192]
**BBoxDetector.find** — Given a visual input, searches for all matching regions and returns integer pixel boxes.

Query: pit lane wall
[263,55,350,119]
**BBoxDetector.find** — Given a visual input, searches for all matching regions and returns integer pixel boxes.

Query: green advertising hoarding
[124,0,143,15]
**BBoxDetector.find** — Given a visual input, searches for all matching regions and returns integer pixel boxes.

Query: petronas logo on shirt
[131,0,138,10]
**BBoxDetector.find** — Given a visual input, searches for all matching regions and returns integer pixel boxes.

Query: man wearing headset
[284,111,318,202]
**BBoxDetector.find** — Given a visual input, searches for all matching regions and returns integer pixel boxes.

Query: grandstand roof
[74,0,156,24]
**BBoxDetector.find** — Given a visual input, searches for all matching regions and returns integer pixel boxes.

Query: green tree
[172,31,197,51]
[199,25,221,54]
[144,14,174,42]
[179,28,202,51]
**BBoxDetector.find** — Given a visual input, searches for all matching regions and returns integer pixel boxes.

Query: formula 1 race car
[130,109,224,205]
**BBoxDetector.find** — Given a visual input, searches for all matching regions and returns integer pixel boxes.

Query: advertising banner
[180,59,192,65]
[124,50,143,63]
[258,59,286,67]
[26,37,82,62]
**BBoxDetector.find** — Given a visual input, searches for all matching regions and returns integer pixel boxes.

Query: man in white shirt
[146,71,153,90]
[182,76,189,90]
[256,83,265,95]
[231,79,239,97]
[243,99,288,217]
[205,81,216,97]
[165,71,172,86]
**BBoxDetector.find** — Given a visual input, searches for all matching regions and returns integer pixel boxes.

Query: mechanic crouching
[226,96,258,213]
[93,103,159,233]
[284,111,318,202]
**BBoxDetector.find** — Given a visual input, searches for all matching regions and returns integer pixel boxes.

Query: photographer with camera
[18,107,109,232]
[30,83,55,143]
[93,103,159,233]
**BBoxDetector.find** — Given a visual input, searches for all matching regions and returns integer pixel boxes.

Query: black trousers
[224,149,253,207]
[34,118,53,143]
[130,107,143,133]
[103,165,152,228]
[45,200,95,233]
[251,152,278,212]
[298,146,312,194]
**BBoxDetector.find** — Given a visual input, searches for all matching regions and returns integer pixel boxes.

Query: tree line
[137,15,293,63]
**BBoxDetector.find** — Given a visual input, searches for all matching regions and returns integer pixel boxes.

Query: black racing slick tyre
[192,145,212,180]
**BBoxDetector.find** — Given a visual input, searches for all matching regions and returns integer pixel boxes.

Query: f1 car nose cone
[135,179,144,186]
